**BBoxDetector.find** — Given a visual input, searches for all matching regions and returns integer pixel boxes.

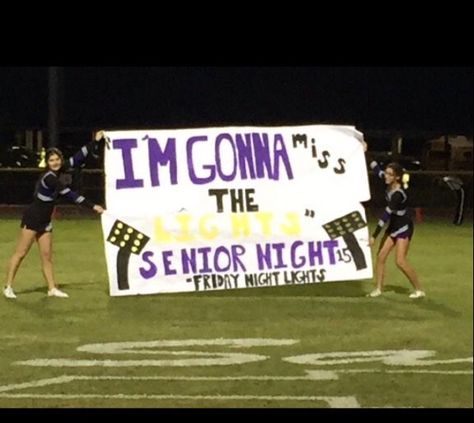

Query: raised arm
[362,141,385,181]
[67,130,106,169]
[369,160,385,180]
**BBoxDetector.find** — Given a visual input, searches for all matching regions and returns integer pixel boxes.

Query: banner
[101,125,372,296]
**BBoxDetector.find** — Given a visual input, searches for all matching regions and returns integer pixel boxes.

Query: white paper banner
[101,125,372,296]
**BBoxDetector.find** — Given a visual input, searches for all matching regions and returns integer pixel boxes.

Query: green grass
[0,217,472,408]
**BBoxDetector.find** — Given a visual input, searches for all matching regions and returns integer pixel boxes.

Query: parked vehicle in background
[0,146,39,168]
[421,135,473,171]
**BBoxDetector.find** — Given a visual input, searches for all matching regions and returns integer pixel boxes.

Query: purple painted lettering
[113,139,144,189]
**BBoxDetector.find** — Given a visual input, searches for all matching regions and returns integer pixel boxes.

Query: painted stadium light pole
[106,220,150,290]
[322,211,368,270]
[441,176,465,225]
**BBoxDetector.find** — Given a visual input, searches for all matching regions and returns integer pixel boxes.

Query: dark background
[0,67,472,133]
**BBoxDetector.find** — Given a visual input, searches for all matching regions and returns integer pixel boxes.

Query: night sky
[0,67,472,133]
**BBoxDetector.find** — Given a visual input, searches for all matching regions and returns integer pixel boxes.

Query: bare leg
[36,231,56,291]
[377,233,389,255]
[395,238,422,291]
[375,236,396,291]
[6,228,37,287]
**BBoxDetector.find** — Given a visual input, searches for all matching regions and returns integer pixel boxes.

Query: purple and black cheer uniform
[370,161,414,241]
[21,142,99,233]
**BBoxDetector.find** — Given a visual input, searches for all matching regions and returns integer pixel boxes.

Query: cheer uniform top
[21,141,98,233]
[370,161,414,241]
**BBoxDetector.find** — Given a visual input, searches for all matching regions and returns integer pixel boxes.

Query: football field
[0,217,472,408]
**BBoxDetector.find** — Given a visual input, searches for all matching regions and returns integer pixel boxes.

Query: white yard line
[306,369,473,380]
[0,372,336,394]
[14,358,272,367]
[0,369,470,407]
[0,393,360,408]
[1,368,470,394]
[70,374,332,381]
[0,376,76,393]
[346,369,473,375]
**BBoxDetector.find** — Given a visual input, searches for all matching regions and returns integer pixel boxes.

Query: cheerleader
[366,154,425,299]
[3,131,106,299]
